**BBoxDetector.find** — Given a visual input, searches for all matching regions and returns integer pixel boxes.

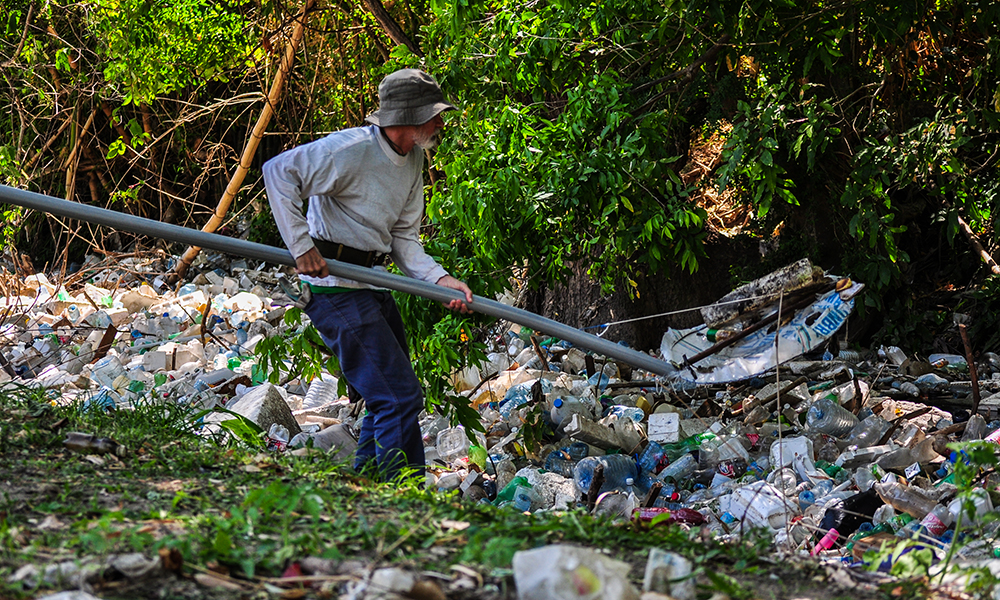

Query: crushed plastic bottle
[573,454,638,496]
[303,378,339,410]
[806,396,859,437]
[436,426,470,464]
[843,415,891,448]
[266,423,290,452]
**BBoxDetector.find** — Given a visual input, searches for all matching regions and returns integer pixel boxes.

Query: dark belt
[311,237,386,268]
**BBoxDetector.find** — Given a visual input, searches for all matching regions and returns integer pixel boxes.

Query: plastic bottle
[918,504,953,538]
[699,435,751,468]
[811,528,839,556]
[656,453,698,483]
[512,484,538,511]
[962,414,987,442]
[63,432,126,457]
[494,476,530,506]
[854,466,877,492]
[604,405,645,423]
[90,355,126,390]
[637,441,669,476]
[566,441,589,461]
[843,415,891,448]
[572,454,638,496]
[66,304,81,324]
[303,379,339,410]
[806,396,859,437]
[872,504,896,526]
[436,427,470,464]
[266,424,290,452]
[550,397,590,428]
[874,482,937,519]
[887,512,914,534]
[544,447,579,478]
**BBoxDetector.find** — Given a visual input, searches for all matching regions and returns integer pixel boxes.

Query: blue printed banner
[660,279,864,384]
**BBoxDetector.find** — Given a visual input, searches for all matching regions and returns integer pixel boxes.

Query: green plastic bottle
[494,476,530,506]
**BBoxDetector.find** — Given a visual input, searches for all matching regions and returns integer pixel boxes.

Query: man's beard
[414,131,439,150]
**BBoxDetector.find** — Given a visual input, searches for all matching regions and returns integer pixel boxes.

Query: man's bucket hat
[365,69,456,127]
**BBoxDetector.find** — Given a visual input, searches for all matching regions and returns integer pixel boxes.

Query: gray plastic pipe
[0,184,675,376]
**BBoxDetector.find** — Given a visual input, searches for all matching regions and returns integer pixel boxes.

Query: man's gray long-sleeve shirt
[263,125,448,289]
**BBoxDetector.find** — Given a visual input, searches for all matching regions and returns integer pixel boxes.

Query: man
[262,68,473,480]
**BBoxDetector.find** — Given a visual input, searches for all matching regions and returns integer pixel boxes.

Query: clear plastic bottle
[303,379,339,410]
[806,396,859,437]
[872,504,896,526]
[544,448,578,478]
[66,304,81,324]
[656,453,698,483]
[604,405,645,423]
[550,397,590,428]
[572,454,638,496]
[874,481,937,519]
[962,414,987,442]
[854,466,877,492]
[512,484,538,511]
[637,441,669,477]
[436,427,470,464]
[918,504,953,538]
[843,415,891,448]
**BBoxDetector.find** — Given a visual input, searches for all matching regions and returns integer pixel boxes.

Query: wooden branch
[100,101,131,147]
[959,323,982,414]
[24,114,73,170]
[361,0,423,57]
[63,108,96,171]
[957,214,1000,275]
[631,34,731,117]
[64,108,96,203]
[1,2,35,68]
[171,0,316,280]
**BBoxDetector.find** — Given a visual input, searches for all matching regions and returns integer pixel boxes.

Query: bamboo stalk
[64,108,95,203]
[172,0,315,280]
[24,114,73,170]
[957,215,1000,275]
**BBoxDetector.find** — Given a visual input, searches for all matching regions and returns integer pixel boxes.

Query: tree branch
[1,2,35,68]
[361,0,423,57]
[957,215,1000,276]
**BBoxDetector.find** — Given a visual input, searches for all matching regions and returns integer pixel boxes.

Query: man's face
[413,114,445,150]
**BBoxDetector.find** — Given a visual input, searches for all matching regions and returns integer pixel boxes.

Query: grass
[0,383,969,599]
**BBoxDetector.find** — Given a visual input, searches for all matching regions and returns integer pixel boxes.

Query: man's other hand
[436,275,473,314]
[296,247,329,278]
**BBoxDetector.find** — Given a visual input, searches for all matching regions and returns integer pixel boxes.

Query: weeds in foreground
[0,383,996,599]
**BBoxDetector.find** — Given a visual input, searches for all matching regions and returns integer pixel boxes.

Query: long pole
[0,184,676,376]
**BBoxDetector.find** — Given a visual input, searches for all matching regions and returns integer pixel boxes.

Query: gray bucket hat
[365,69,456,127]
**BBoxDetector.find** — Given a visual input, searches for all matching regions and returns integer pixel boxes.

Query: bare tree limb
[957,214,1000,276]
[361,0,423,57]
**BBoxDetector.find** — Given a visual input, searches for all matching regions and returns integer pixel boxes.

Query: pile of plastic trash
[5,252,1000,586]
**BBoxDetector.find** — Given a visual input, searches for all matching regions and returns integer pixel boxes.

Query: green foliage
[252,307,347,396]
[88,0,256,105]
[423,0,712,295]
